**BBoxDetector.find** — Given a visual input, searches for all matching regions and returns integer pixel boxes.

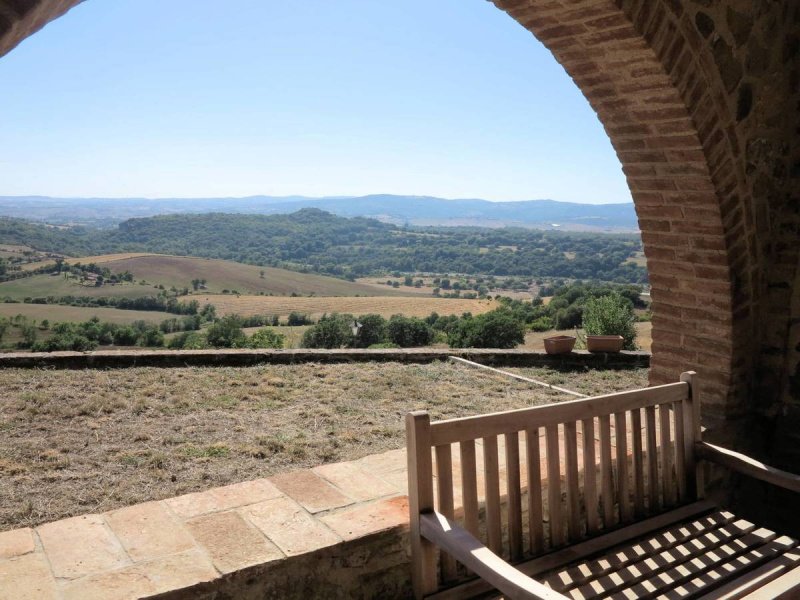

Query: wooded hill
[0,209,647,283]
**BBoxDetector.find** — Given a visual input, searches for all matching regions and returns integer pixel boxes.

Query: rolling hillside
[95,255,416,296]
[2,254,420,299]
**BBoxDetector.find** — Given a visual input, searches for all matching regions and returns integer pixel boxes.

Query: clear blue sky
[0,1,631,204]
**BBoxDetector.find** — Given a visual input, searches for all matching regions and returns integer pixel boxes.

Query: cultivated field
[0,362,648,530]
[0,274,160,300]
[20,252,155,271]
[24,253,420,297]
[0,303,174,324]
[194,294,499,319]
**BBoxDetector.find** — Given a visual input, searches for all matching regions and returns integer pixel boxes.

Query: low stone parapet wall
[0,348,650,370]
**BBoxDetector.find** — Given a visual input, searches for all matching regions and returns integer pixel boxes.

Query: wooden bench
[406,371,800,599]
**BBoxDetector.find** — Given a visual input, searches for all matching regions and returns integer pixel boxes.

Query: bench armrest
[419,511,568,600]
[696,441,800,494]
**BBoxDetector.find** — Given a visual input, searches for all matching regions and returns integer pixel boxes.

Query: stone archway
[1,0,799,436]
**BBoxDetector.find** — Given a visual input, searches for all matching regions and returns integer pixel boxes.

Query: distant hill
[0,195,638,231]
[0,210,647,283]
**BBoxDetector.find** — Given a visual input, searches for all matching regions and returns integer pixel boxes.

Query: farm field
[19,252,155,271]
[194,294,499,319]
[0,273,159,300]
[26,253,419,297]
[0,303,174,325]
[0,362,648,530]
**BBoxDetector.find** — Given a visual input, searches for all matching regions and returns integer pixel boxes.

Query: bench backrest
[406,371,702,597]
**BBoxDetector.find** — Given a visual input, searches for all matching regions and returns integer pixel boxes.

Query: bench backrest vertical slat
[680,371,703,499]
[483,435,503,555]
[459,440,480,538]
[435,443,457,583]
[581,417,599,535]
[599,414,615,529]
[645,404,660,512]
[406,411,437,599]
[505,432,523,561]
[673,401,687,503]
[526,427,545,554]
[615,411,632,524]
[659,403,676,508]
[630,407,646,518]
[564,421,581,541]
[546,424,564,547]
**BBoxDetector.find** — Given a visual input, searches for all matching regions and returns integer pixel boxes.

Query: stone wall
[0,348,650,370]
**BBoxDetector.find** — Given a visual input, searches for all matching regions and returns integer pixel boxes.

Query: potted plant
[543,335,576,354]
[585,334,624,353]
[582,293,637,353]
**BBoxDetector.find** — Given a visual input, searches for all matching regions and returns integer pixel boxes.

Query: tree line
[0,210,647,283]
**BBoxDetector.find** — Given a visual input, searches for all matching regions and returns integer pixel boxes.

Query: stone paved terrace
[0,421,635,599]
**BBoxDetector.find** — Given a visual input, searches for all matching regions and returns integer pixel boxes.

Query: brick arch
[0,0,761,416]
[492,0,756,416]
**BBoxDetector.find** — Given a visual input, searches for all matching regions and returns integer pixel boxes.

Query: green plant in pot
[582,293,637,352]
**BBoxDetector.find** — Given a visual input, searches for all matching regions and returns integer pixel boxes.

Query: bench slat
[547,424,564,547]
[631,408,646,518]
[527,427,545,555]
[660,403,676,508]
[674,402,687,504]
[695,549,800,599]
[616,411,632,524]
[581,418,599,536]
[646,405,660,513]
[483,434,503,555]
[564,421,581,542]
[506,431,524,561]
[435,443,457,583]
[599,414,615,529]
[459,440,480,539]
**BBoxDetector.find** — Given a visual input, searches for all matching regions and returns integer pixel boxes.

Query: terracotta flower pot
[586,335,624,353]
[543,335,576,355]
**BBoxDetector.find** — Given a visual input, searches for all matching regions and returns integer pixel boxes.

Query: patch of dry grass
[0,362,648,531]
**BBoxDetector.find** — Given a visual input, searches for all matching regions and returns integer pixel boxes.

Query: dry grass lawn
[0,362,648,531]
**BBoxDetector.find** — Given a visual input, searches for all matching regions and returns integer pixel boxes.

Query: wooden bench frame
[406,371,800,599]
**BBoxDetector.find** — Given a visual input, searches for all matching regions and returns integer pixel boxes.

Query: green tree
[206,315,247,348]
[447,310,525,349]
[351,314,388,348]
[582,293,637,350]
[386,315,434,348]
[301,314,354,349]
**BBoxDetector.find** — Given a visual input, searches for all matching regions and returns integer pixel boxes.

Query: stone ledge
[0,426,617,599]
[0,348,650,370]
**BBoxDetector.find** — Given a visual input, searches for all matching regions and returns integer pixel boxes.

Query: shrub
[352,314,387,348]
[247,328,285,349]
[386,315,434,348]
[287,312,312,326]
[301,314,355,349]
[447,310,525,349]
[529,316,553,332]
[582,293,637,350]
[206,315,247,348]
[169,331,210,349]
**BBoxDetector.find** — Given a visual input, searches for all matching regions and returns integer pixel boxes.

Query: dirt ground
[0,362,648,531]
